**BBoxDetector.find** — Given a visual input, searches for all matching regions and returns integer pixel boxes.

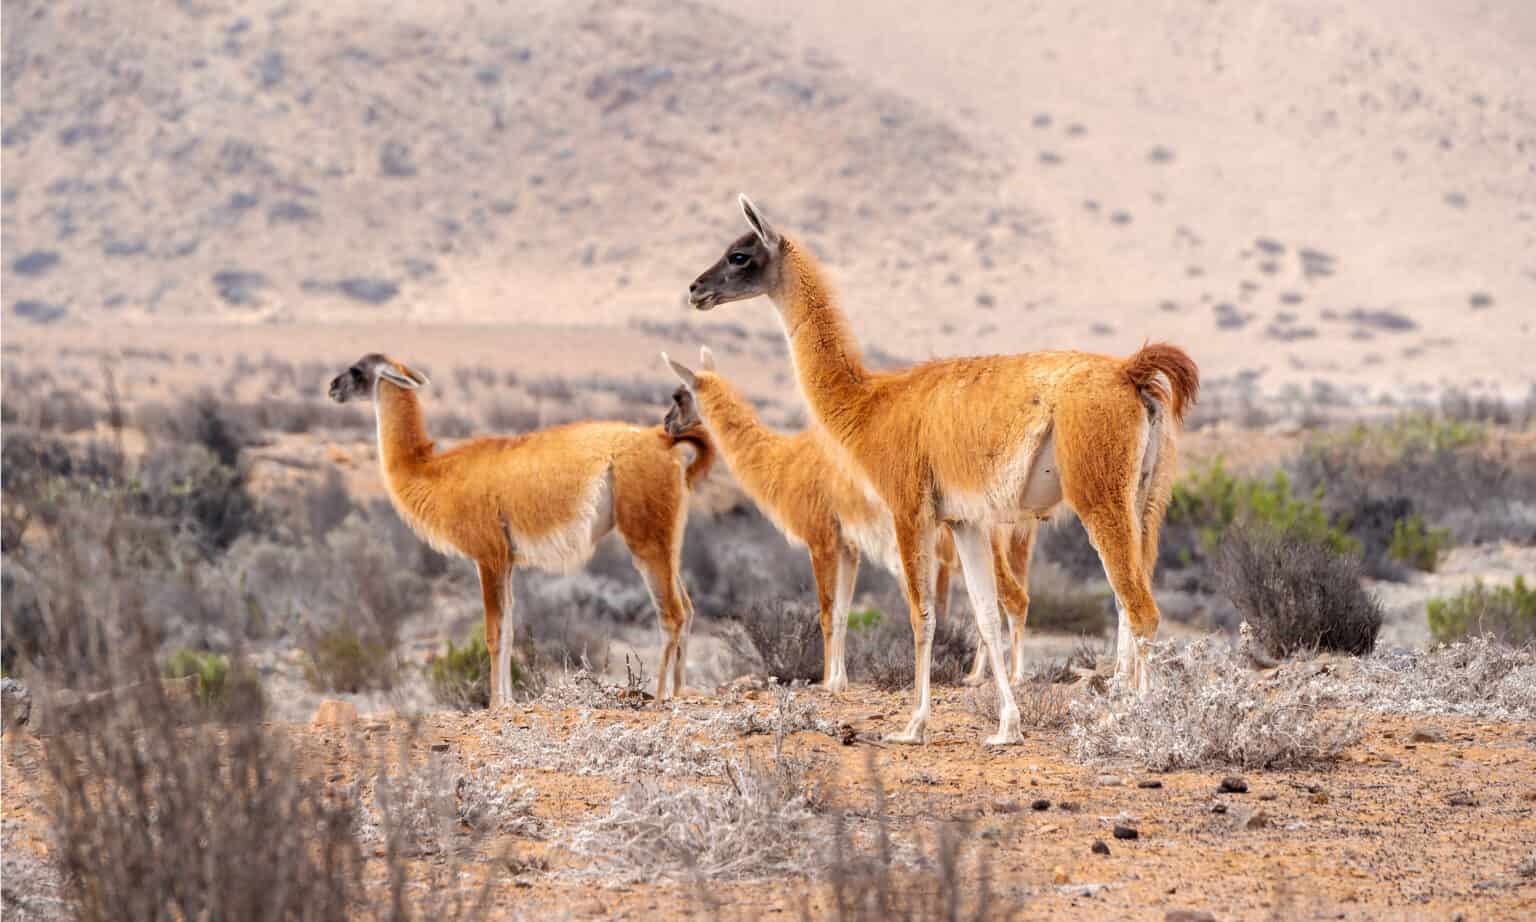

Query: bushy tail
[668,425,716,488]
[1121,342,1200,424]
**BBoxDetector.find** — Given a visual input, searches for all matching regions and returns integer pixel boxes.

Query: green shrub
[1164,459,1358,575]
[302,622,396,693]
[846,607,883,632]
[1387,514,1452,573]
[1427,577,1536,646]
[427,625,495,711]
[1026,585,1110,635]
[162,649,264,718]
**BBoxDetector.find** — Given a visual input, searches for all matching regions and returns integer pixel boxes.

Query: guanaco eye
[350,368,365,383]
[727,252,750,266]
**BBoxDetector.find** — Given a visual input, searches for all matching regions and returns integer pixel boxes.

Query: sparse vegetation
[1426,578,1536,646]
[302,621,398,694]
[1386,514,1451,572]
[427,626,493,711]
[161,649,264,718]
[1070,639,1361,770]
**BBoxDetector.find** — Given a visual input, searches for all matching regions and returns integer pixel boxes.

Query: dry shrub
[357,756,541,857]
[566,751,822,882]
[968,678,1071,731]
[1218,525,1382,660]
[560,713,728,777]
[1070,639,1361,771]
[727,598,825,684]
[847,608,974,691]
[1313,637,1536,719]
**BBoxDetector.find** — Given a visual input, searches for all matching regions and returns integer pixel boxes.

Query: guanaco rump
[327,353,713,707]
[685,196,1198,745]
[661,346,1040,691]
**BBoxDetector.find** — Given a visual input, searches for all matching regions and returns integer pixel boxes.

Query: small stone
[312,699,357,728]
[1091,840,1111,855]
[1096,774,1124,787]
[1137,780,1164,789]
[1258,793,1277,802]
[328,772,344,782]
[1112,825,1139,840]
[1447,791,1478,807]
[1031,799,1051,811]
[1037,824,1061,835]
[1052,866,1070,885]
[430,741,450,753]
[1410,725,1444,743]
[1218,776,1249,794]
[992,798,1023,814]
[1234,807,1270,829]
[1057,801,1081,813]
[1211,803,1228,815]
[1165,912,1218,922]
[1310,791,1330,805]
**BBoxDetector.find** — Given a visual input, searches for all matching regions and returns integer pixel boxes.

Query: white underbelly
[940,429,1062,523]
[511,471,614,573]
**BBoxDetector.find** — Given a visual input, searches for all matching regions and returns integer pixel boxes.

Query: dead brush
[1069,639,1361,771]
[1311,636,1536,719]
[968,678,1071,732]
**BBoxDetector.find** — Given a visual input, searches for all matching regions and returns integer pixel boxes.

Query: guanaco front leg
[885,514,938,745]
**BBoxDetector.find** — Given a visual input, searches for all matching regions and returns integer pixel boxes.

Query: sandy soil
[5,684,1534,921]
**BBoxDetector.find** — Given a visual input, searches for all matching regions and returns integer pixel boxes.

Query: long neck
[374,383,435,486]
[694,375,791,495]
[770,239,873,439]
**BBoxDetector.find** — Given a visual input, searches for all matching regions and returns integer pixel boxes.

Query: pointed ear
[698,346,716,372]
[661,351,696,390]
[396,362,429,387]
[738,193,780,249]
[377,365,425,390]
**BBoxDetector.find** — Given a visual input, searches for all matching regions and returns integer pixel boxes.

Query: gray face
[327,353,391,403]
[663,385,701,437]
[687,231,780,311]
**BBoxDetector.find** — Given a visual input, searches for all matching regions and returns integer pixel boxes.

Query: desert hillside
[3,0,1534,403]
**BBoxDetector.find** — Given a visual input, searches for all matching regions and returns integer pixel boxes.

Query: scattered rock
[1056,883,1110,898]
[1310,791,1330,805]
[1446,792,1478,807]
[1057,801,1081,813]
[1091,840,1110,855]
[312,699,357,728]
[1258,793,1277,802]
[1218,776,1249,794]
[1409,725,1444,743]
[1233,807,1270,830]
[1211,803,1228,815]
[1031,799,1051,811]
[430,741,450,753]
[1095,774,1124,787]
[1165,912,1218,922]
[1137,780,1164,789]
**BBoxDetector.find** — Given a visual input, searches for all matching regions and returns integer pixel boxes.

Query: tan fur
[710,228,1197,743]
[681,366,1037,689]
[361,361,711,706]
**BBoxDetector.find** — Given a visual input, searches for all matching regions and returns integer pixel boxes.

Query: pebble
[1137,780,1164,789]
[1234,807,1270,829]
[1112,825,1139,840]
[1096,774,1124,787]
[430,741,451,753]
[1258,793,1277,802]
[1446,792,1478,807]
[1211,803,1228,815]
[1310,791,1330,805]
[1030,799,1051,811]
[1091,839,1111,855]
[1058,801,1082,813]
[1218,776,1249,794]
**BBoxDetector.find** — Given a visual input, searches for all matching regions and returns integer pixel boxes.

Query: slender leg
[997,523,1037,684]
[807,542,841,690]
[885,514,937,745]
[950,522,1022,745]
[827,545,859,693]
[1080,501,1158,696]
[477,562,514,709]
[634,557,688,701]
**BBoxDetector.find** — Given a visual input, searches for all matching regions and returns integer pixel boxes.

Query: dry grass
[1070,639,1361,771]
[1312,636,1536,719]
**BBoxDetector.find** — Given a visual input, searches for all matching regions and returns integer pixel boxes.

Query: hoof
[883,730,927,745]
[984,730,1025,747]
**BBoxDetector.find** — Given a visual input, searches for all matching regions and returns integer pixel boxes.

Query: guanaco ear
[698,346,716,372]
[378,364,426,390]
[661,351,696,390]
[738,193,780,249]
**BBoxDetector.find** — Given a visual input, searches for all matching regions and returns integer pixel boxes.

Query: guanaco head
[328,353,430,403]
[660,346,716,437]
[687,194,784,311]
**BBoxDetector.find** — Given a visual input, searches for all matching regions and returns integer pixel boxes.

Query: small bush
[1218,526,1382,659]
[728,599,824,684]
[1427,577,1536,646]
[1025,565,1110,635]
[161,649,264,718]
[1386,514,1451,573]
[1070,639,1361,770]
[1313,636,1535,718]
[302,622,397,694]
[847,605,974,691]
[427,626,493,711]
